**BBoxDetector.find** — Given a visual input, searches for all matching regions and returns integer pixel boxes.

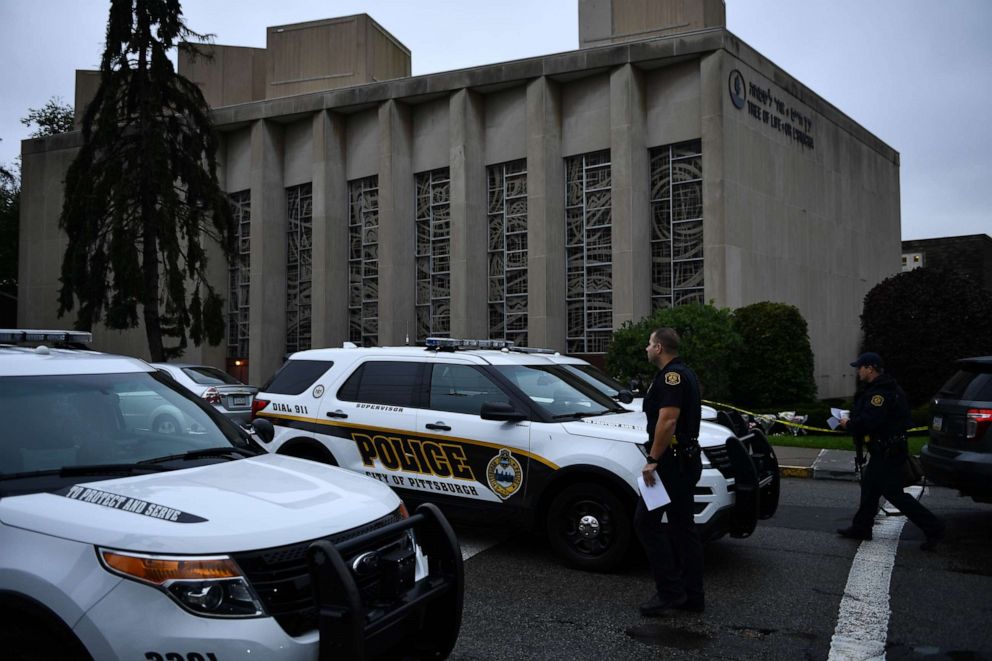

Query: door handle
[426,422,451,431]
[326,410,349,419]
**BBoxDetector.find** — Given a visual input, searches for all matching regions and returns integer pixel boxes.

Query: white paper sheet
[637,473,671,510]
[829,407,850,431]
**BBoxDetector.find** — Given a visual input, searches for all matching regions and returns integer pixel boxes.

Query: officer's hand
[642,463,657,487]
[839,418,849,430]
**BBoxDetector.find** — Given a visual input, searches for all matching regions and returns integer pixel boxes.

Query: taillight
[201,387,222,405]
[966,408,992,440]
[251,398,270,419]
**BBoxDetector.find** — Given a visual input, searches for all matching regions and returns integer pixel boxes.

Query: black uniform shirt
[847,372,911,442]
[643,357,702,447]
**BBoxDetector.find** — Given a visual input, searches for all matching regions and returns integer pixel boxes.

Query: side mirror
[480,401,527,422]
[616,389,634,405]
[250,417,275,443]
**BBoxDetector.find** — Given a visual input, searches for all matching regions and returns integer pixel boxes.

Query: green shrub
[861,267,992,406]
[605,303,741,402]
[730,302,817,408]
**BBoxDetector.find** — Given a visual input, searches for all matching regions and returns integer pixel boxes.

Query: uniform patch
[486,449,523,500]
[665,371,681,386]
[870,394,884,407]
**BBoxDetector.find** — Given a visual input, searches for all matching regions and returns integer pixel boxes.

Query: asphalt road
[448,478,992,660]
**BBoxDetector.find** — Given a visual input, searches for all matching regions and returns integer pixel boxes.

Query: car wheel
[0,619,89,661]
[152,414,181,435]
[546,483,632,572]
[279,441,338,466]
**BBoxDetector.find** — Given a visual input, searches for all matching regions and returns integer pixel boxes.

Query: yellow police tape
[701,399,928,435]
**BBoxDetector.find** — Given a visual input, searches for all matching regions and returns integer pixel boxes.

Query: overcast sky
[1,0,989,240]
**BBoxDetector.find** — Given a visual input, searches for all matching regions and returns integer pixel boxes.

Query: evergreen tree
[860,267,992,406]
[58,0,232,361]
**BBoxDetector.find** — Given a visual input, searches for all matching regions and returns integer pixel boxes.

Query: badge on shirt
[870,395,884,407]
[665,372,681,386]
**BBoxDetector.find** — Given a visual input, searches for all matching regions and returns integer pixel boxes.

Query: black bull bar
[307,502,464,660]
[725,429,780,537]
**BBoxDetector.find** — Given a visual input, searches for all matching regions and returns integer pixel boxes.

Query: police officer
[634,327,704,616]
[838,352,945,550]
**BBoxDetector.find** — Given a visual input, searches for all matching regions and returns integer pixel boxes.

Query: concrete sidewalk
[773,445,859,481]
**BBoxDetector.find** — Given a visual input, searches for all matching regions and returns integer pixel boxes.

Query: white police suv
[0,330,462,660]
[254,339,780,572]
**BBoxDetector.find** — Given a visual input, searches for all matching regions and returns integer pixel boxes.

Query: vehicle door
[416,359,531,508]
[320,357,426,491]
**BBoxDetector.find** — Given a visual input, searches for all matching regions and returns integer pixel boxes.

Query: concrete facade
[18,2,901,397]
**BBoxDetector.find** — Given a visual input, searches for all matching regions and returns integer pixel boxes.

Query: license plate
[232,396,248,408]
[932,415,942,432]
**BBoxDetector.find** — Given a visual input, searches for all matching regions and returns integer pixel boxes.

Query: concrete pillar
[248,119,287,384]
[700,52,730,308]
[377,100,416,345]
[610,63,651,327]
[526,77,566,351]
[311,110,349,348]
[449,89,487,338]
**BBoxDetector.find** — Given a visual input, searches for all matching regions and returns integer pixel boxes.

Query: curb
[779,465,812,479]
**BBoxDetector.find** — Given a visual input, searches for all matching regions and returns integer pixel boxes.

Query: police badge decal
[486,449,523,500]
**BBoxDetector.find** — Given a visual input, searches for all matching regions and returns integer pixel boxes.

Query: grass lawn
[766,433,928,455]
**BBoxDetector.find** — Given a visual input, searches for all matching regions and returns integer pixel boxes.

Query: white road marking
[828,485,924,660]
[459,531,507,561]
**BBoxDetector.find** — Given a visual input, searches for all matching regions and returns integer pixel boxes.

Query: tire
[546,483,632,572]
[0,619,91,661]
[152,414,181,435]
[279,441,338,466]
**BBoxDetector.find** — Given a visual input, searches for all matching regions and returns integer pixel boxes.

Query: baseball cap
[850,352,883,368]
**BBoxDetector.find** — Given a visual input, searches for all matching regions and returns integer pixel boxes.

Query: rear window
[938,370,976,398]
[263,360,333,395]
[963,373,992,401]
[181,366,240,386]
[338,361,423,407]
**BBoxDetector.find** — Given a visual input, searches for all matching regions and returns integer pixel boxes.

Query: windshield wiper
[552,411,612,420]
[139,446,258,464]
[0,463,172,480]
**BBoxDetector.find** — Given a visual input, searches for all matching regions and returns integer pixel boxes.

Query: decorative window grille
[227,190,251,359]
[564,151,612,354]
[415,168,451,341]
[650,140,703,309]
[487,159,528,346]
[286,183,313,354]
[348,176,379,346]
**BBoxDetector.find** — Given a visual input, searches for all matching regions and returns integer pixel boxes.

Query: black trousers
[634,451,704,602]
[851,452,944,537]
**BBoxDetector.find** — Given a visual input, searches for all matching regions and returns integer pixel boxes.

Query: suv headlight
[99,549,265,618]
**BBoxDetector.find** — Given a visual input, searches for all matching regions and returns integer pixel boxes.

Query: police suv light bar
[425,337,515,350]
[0,329,93,344]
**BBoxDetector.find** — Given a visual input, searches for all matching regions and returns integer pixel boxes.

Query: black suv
[920,356,992,502]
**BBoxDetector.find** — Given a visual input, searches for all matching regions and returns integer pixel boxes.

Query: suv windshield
[559,364,627,398]
[496,365,622,418]
[0,371,248,477]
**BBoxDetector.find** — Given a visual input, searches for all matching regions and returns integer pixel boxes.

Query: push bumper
[307,502,464,660]
[725,429,780,537]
